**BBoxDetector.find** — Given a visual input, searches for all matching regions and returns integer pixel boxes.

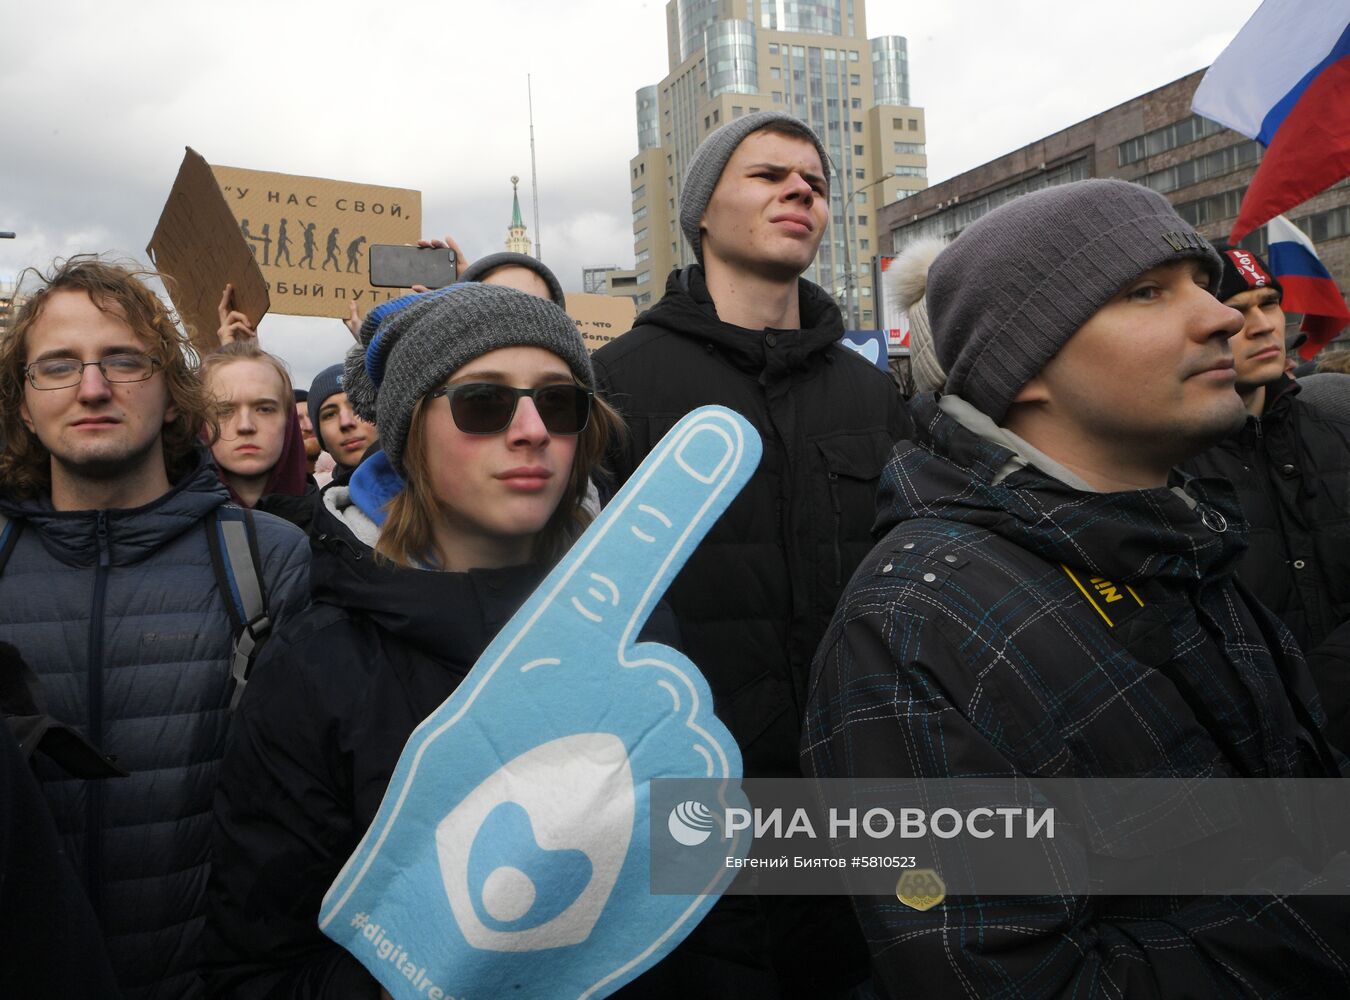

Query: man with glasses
[0,257,310,1000]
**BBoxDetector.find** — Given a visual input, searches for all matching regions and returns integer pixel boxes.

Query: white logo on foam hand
[435,733,634,953]
[667,800,716,846]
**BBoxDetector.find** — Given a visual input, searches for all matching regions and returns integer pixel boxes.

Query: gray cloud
[2,0,1258,384]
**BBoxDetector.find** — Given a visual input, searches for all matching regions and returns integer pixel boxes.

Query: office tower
[610,0,927,327]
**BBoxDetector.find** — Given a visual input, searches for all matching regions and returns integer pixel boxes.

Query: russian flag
[1266,215,1350,358]
[1191,0,1350,242]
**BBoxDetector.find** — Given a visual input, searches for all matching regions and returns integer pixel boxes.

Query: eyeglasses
[427,382,593,435]
[23,353,162,390]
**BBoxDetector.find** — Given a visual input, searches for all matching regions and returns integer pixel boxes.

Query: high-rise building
[607,0,927,327]
[505,176,533,255]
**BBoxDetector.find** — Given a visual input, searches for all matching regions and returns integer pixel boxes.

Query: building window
[894,141,926,155]
[893,117,904,129]
[852,121,863,132]
[856,191,867,204]
[854,144,864,155]
[633,204,648,222]
[857,214,868,225]
[849,50,860,61]
[908,118,918,130]
[636,248,650,263]
[732,106,742,117]
[773,91,783,102]
[634,227,648,242]
[768,43,778,54]
[636,271,651,285]
[893,166,927,177]
[850,74,861,85]
[860,238,869,250]
[1303,204,1350,242]
[635,293,652,307]
[632,184,645,201]
[1138,140,1261,194]
[851,97,861,109]
[771,66,781,79]
[1118,114,1226,165]
[855,168,865,179]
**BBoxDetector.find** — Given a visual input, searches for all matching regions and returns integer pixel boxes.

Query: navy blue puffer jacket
[0,453,311,1000]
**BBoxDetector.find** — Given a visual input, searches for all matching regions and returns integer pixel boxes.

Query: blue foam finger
[319,406,759,999]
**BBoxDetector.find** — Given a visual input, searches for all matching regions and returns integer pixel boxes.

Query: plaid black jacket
[802,395,1348,999]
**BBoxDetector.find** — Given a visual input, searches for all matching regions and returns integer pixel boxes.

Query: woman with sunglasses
[204,285,672,996]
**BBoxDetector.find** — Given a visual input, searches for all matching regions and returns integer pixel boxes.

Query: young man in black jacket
[1184,244,1350,751]
[804,179,1349,998]
[593,111,910,996]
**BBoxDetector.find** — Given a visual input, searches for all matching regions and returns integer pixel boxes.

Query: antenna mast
[528,74,542,261]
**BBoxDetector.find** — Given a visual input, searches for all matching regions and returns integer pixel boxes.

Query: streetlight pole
[840,172,895,330]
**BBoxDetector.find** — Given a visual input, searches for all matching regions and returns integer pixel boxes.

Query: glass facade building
[611,0,928,324]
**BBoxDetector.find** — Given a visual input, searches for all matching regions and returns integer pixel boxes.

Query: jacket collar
[882,394,1248,585]
[640,265,845,377]
[0,448,230,568]
[310,486,548,664]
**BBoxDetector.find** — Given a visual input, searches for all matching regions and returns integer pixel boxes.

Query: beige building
[603,0,927,327]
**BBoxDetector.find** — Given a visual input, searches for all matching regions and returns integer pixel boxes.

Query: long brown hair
[375,387,623,570]
[0,256,215,499]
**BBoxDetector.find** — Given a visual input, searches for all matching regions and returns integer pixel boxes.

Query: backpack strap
[0,513,22,577]
[206,507,272,710]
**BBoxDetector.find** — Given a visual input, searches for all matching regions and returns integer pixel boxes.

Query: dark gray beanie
[927,179,1222,422]
[459,252,567,307]
[307,363,346,451]
[343,283,593,476]
[679,111,830,264]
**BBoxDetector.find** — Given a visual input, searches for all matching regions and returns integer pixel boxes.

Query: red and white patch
[1223,249,1275,288]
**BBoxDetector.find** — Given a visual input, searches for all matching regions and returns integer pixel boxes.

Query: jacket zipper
[827,471,843,587]
[86,510,111,917]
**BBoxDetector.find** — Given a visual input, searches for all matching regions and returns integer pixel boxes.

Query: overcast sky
[0,0,1259,384]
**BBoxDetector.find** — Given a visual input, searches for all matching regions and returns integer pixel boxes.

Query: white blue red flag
[1191,0,1350,241]
[1265,215,1350,357]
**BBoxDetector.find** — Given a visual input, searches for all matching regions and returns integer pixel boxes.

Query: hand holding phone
[368,245,458,289]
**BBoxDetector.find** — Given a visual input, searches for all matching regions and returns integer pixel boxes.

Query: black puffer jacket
[0,453,311,1000]
[205,488,680,998]
[593,267,911,781]
[1184,375,1350,748]
[803,394,1347,999]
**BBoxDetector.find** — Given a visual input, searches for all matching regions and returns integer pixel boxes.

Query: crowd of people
[2,108,1349,999]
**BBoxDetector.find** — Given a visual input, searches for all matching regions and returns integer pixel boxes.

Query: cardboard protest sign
[320,407,757,1000]
[211,163,421,321]
[565,293,636,352]
[147,147,270,356]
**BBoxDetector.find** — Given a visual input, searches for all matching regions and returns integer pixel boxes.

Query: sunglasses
[427,382,593,436]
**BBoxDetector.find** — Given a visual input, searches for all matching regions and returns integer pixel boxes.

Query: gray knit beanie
[342,283,593,476]
[885,236,947,394]
[459,252,567,308]
[680,111,830,264]
[307,363,346,452]
[928,178,1222,422]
